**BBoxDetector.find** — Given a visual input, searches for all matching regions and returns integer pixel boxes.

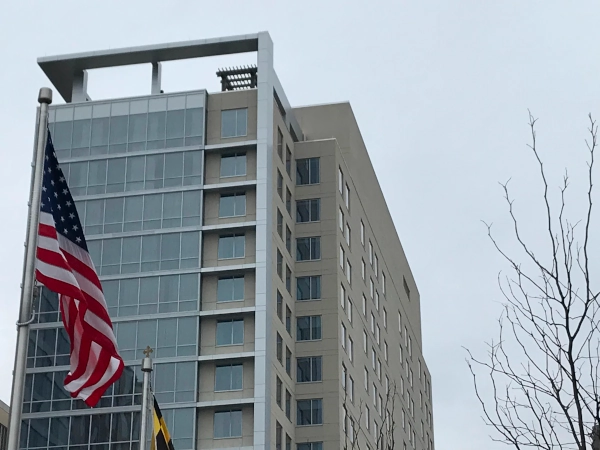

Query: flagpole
[7,87,52,450]
[140,346,154,450]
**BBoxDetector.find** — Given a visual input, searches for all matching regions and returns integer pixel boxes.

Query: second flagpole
[6,87,52,450]
[140,346,154,450]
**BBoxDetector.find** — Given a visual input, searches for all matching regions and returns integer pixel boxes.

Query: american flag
[35,130,124,407]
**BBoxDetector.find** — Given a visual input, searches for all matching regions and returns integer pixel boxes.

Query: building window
[297,356,322,382]
[362,295,367,316]
[215,364,243,391]
[218,234,245,259]
[340,284,346,309]
[363,329,368,353]
[221,108,247,138]
[348,337,354,362]
[360,220,365,246]
[217,276,244,302]
[376,324,381,346]
[286,226,292,253]
[338,208,344,231]
[342,363,347,390]
[286,145,292,175]
[220,153,246,177]
[339,167,344,194]
[298,443,323,450]
[375,291,380,311]
[286,390,292,420]
[276,376,282,407]
[341,323,347,350]
[277,290,283,320]
[277,170,283,199]
[347,299,353,324]
[277,333,283,363]
[277,209,283,238]
[346,260,352,285]
[297,315,322,341]
[276,422,282,450]
[370,313,376,334]
[382,271,386,294]
[286,188,292,215]
[404,276,411,300]
[340,246,345,269]
[348,376,354,403]
[277,128,283,160]
[286,306,292,335]
[345,223,351,247]
[365,406,370,431]
[214,410,242,438]
[296,199,320,223]
[219,193,246,218]
[216,319,244,346]
[286,347,292,375]
[364,367,369,390]
[345,184,350,210]
[369,240,373,265]
[297,275,321,301]
[361,259,366,280]
[370,278,374,299]
[286,265,292,293]
[384,341,389,362]
[296,237,321,261]
[297,399,323,425]
[277,250,283,279]
[374,254,379,278]
[383,308,388,329]
[296,158,320,185]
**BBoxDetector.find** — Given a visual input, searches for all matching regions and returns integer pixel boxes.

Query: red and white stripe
[35,211,124,407]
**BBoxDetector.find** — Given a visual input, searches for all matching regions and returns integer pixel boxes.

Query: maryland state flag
[151,397,175,450]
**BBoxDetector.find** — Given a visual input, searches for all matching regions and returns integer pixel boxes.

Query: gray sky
[2,1,600,448]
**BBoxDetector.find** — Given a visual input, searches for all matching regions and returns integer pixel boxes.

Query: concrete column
[151,62,162,94]
[71,70,89,103]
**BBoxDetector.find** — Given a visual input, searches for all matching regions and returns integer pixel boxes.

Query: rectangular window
[364,367,369,390]
[342,363,347,390]
[286,265,292,293]
[349,376,354,403]
[286,306,292,335]
[296,237,321,261]
[296,199,320,223]
[370,313,375,334]
[297,399,323,425]
[375,291,380,311]
[383,308,388,329]
[298,443,323,450]
[346,260,352,285]
[376,359,381,380]
[370,278,374,299]
[218,234,245,259]
[277,333,283,363]
[345,223,351,247]
[365,406,370,431]
[296,158,320,185]
[286,226,292,254]
[348,337,354,362]
[221,108,247,138]
[404,276,411,300]
[286,188,292,215]
[276,422,282,450]
[214,410,242,438]
[382,272,386,294]
[376,324,381,346]
[363,330,368,353]
[286,390,292,420]
[347,299,353,324]
[384,341,389,362]
[277,127,283,160]
[369,241,373,265]
[220,153,246,177]
[297,356,322,382]
[345,183,350,210]
[385,375,390,395]
[277,170,283,199]
[371,347,376,369]
[297,315,322,341]
[277,290,283,320]
[286,347,292,375]
[340,284,346,309]
[361,259,366,280]
[297,276,321,301]
[286,145,292,175]
[340,246,345,270]
[360,221,365,246]
[276,377,282,407]
[338,208,344,231]
[409,335,413,357]
[338,167,344,194]
[216,319,244,346]
[217,276,244,302]
[215,364,243,391]
[219,193,246,217]
[374,254,379,277]
[277,250,283,279]
[277,209,283,238]
[341,323,347,350]
[362,295,367,316]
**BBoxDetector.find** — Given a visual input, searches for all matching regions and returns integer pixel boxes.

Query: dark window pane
[185,108,203,137]
[129,114,147,143]
[110,116,128,145]
[166,110,185,139]
[72,119,91,149]
[91,117,110,147]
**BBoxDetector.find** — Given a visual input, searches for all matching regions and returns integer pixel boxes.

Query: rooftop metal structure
[37,33,261,103]
[216,65,258,91]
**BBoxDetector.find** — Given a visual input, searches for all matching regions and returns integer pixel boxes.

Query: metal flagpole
[140,346,154,450]
[7,87,53,450]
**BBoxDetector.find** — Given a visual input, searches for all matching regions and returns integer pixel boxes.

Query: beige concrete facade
[199,86,434,450]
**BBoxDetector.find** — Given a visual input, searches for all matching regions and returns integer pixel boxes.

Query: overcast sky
[2,1,600,448]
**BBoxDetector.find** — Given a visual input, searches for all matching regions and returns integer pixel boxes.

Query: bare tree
[467,112,600,450]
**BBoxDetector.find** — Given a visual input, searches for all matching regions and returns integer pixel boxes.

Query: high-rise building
[19,32,434,450]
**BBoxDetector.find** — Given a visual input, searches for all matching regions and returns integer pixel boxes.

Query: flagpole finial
[38,88,52,105]
[142,346,153,373]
